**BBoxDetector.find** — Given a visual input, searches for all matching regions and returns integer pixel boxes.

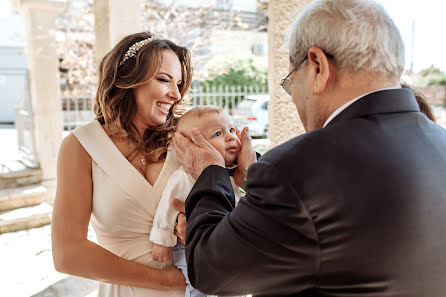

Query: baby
[149,105,243,297]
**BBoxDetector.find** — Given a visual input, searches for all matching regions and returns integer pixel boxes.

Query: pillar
[267,0,313,147]
[93,0,141,63]
[18,0,65,181]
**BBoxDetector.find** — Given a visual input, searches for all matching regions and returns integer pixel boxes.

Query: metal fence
[188,83,268,113]
[62,96,95,131]
[62,84,268,130]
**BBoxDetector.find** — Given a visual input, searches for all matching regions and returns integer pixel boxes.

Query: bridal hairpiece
[119,34,162,66]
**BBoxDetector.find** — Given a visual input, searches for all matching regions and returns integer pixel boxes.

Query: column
[267,0,313,147]
[93,0,141,63]
[18,0,65,181]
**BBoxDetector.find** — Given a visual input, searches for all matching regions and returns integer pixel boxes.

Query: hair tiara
[119,33,162,66]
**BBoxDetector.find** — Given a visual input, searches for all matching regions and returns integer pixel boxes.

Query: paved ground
[1,105,445,297]
[0,125,21,164]
[0,224,98,297]
[0,125,96,297]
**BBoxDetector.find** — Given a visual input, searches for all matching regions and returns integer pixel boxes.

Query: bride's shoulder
[58,133,92,168]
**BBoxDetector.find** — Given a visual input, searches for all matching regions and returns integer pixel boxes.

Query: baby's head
[177,106,241,167]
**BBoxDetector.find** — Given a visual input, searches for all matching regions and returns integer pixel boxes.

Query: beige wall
[267,0,313,148]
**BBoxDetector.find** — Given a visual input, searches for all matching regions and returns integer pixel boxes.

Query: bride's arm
[51,134,186,290]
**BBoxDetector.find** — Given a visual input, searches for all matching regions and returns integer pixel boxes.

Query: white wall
[208,30,267,59]
[0,13,26,47]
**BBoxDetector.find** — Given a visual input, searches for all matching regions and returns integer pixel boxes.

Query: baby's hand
[152,243,173,262]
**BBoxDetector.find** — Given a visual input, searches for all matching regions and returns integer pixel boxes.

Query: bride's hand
[165,267,187,289]
[172,199,186,244]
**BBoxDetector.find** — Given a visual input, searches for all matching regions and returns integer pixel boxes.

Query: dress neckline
[93,120,169,190]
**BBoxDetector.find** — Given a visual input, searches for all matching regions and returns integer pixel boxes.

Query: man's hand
[172,199,186,245]
[173,128,225,179]
[233,127,257,187]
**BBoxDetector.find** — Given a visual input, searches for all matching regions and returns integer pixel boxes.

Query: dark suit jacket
[184,88,446,297]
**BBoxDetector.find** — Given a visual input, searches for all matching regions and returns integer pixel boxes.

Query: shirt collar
[323,87,400,128]
[226,165,237,176]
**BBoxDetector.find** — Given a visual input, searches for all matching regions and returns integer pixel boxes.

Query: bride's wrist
[166,267,186,289]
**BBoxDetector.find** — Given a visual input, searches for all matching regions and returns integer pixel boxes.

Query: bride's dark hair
[94,32,192,162]
[401,82,436,122]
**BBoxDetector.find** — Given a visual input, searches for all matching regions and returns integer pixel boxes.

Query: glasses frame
[280,57,307,96]
[280,52,334,96]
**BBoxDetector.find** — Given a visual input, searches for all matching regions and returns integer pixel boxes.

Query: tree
[55,0,267,97]
[417,66,446,107]
[195,58,268,108]
[412,65,446,87]
[142,0,255,72]
[417,65,446,87]
[55,0,95,97]
[202,58,267,88]
[420,65,444,78]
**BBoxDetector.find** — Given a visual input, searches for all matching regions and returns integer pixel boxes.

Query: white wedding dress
[73,120,185,297]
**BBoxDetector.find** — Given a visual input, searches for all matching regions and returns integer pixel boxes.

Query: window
[251,43,265,55]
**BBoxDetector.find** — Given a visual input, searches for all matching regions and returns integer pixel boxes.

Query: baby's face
[198,112,241,167]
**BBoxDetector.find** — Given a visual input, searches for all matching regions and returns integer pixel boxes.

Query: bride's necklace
[109,122,147,167]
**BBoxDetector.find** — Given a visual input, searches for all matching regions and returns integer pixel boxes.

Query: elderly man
[173,0,446,296]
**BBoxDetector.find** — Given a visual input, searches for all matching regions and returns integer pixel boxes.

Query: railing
[62,84,268,130]
[62,96,95,131]
[188,84,268,114]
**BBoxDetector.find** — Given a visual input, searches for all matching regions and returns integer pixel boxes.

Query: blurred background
[1,0,445,296]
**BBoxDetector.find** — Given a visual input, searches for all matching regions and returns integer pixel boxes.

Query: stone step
[0,160,42,190]
[0,184,47,212]
[0,203,52,234]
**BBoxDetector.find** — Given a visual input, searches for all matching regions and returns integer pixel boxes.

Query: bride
[52,32,192,296]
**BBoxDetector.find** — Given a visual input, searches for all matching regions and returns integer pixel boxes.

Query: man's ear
[307,47,331,94]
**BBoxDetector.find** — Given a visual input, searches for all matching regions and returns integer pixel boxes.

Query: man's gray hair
[288,0,405,78]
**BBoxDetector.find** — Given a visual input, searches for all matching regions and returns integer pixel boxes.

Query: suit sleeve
[185,162,319,296]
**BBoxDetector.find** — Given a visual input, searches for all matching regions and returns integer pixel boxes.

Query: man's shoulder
[261,128,331,164]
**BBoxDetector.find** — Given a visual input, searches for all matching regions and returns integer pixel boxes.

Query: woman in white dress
[51,32,192,297]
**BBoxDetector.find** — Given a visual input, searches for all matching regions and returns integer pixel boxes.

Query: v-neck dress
[72,120,185,297]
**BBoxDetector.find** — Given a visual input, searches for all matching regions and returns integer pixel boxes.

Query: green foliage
[420,65,444,77]
[197,58,268,109]
[416,65,446,88]
[428,75,446,86]
[202,58,268,88]
[419,66,446,108]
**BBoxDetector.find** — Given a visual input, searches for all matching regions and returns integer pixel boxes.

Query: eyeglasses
[280,57,307,96]
[280,52,334,96]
